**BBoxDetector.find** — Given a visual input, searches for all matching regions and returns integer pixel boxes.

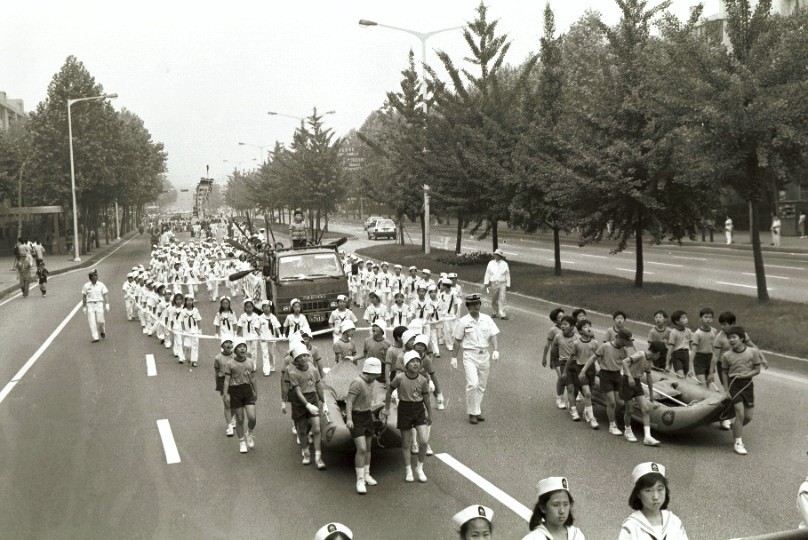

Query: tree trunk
[634,214,644,288]
[420,213,425,250]
[398,214,405,246]
[749,199,769,303]
[553,225,562,276]
[455,212,463,254]
[491,219,499,251]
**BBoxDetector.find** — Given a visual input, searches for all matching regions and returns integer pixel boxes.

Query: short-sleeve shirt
[385,344,404,369]
[668,327,692,352]
[283,314,311,336]
[571,337,600,366]
[289,220,308,241]
[329,309,357,331]
[364,337,391,363]
[224,357,253,386]
[625,351,651,379]
[390,372,429,402]
[713,330,754,358]
[389,304,411,327]
[364,304,388,324]
[553,332,577,362]
[347,378,373,411]
[452,313,500,349]
[595,342,629,372]
[288,365,321,394]
[214,352,232,378]
[647,326,671,345]
[238,313,261,336]
[720,346,762,379]
[691,327,717,354]
[82,281,108,302]
[334,339,358,360]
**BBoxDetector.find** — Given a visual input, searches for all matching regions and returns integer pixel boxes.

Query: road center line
[616,268,655,275]
[436,453,531,521]
[766,264,804,270]
[156,419,181,464]
[716,281,773,291]
[742,272,790,280]
[545,258,576,264]
[146,354,157,377]
[580,254,608,259]
[646,261,684,268]
[671,256,707,261]
[0,302,82,406]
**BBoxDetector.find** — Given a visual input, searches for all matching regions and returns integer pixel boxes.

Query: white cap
[220,337,234,347]
[290,298,301,307]
[493,248,506,258]
[413,334,429,348]
[362,357,382,375]
[537,476,570,498]
[403,350,421,366]
[314,522,353,540]
[408,265,418,271]
[341,320,356,332]
[401,330,418,347]
[421,268,431,274]
[291,345,310,360]
[337,294,348,302]
[452,505,494,529]
[632,462,666,484]
[232,337,248,351]
[371,319,387,333]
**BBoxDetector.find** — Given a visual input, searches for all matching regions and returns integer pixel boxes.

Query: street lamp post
[67,93,117,262]
[358,19,461,254]
[267,109,335,122]
[238,142,271,163]
[114,200,120,240]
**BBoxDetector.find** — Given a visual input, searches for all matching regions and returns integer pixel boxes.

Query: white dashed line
[146,354,157,377]
[716,281,773,291]
[647,261,684,268]
[545,258,576,264]
[616,268,655,275]
[766,264,804,271]
[742,273,790,280]
[156,419,181,464]
[580,254,608,259]
[671,256,707,261]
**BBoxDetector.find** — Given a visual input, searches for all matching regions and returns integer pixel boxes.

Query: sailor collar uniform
[522,523,586,540]
[618,510,687,540]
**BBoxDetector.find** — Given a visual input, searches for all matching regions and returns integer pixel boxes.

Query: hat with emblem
[452,505,494,529]
[632,462,666,484]
[314,522,353,540]
[537,476,570,498]
[465,293,482,305]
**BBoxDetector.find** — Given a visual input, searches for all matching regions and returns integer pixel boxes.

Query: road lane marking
[0,302,82,405]
[716,281,773,291]
[545,258,576,264]
[742,272,790,280]
[156,419,181,464]
[616,268,655,275]
[671,256,707,261]
[146,354,157,377]
[766,264,804,270]
[647,261,684,268]
[436,453,531,521]
[580,254,608,259]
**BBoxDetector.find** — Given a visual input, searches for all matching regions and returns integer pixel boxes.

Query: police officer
[82,269,110,343]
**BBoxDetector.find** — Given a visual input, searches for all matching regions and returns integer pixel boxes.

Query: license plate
[309,313,325,323]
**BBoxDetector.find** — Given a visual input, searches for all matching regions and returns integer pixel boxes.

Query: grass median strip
[356,244,808,359]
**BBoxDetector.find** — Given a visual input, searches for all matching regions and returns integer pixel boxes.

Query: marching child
[666,310,692,376]
[214,337,236,437]
[329,294,357,344]
[301,329,325,379]
[439,279,459,351]
[553,315,578,418]
[363,320,391,375]
[363,290,388,327]
[542,308,566,409]
[525,477,585,539]
[647,310,671,353]
[691,308,717,383]
[619,462,688,539]
[378,262,393,306]
[222,337,258,453]
[385,326,407,387]
[426,285,443,356]
[605,310,629,342]
[383,350,432,483]
[454,505,494,540]
[213,296,237,340]
[413,333,442,451]
[620,341,666,446]
[169,292,185,360]
[237,299,261,371]
[410,284,430,335]
[405,266,419,302]
[283,298,311,340]
[580,328,633,436]
[720,326,763,455]
[388,292,412,329]
[36,261,49,297]
[391,264,406,301]
[123,273,136,319]
[334,320,359,364]
[287,344,327,469]
[346,357,383,494]
[160,288,174,350]
[258,300,282,377]
[181,294,202,367]
[567,319,601,429]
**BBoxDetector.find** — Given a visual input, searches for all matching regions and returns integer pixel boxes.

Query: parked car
[364,216,384,230]
[368,218,397,240]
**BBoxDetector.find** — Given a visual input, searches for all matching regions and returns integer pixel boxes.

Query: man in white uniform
[82,269,110,343]
[725,216,734,244]
[483,248,511,320]
[451,294,500,425]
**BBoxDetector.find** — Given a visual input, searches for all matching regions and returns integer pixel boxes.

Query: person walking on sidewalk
[771,214,782,247]
[16,253,34,297]
[484,248,511,320]
[799,210,806,239]
[81,269,109,343]
[724,216,734,244]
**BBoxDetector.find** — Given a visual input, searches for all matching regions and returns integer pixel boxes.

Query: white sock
[644,426,652,438]
[364,465,371,476]
[405,465,413,474]
[356,467,365,480]
[315,451,322,461]
[735,438,742,444]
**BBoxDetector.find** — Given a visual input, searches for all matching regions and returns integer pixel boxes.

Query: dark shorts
[670,349,689,372]
[729,378,755,408]
[215,375,224,394]
[397,400,427,430]
[619,376,645,401]
[228,384,255,409]
[557,360,568,384]
[291,391,318,421]
[599,370,622,394]
[568,362,595,392]
[549,350,560,369]
[350,409,374,439]
[693,352,712,376]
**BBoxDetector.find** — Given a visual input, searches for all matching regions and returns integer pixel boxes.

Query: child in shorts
[223,338,258,453]
[385,326,407,387]
[553,315,578,417]
[720,326,762,456]
[214,337,236,437]
[647,310,671,355]
[542,308,566,409]
[288,344,327,469]
[691,308,717,383]
[604,310,628,343]
[334,320,359,364]
[620,341,666,446]
[36,261,49,297]
[566,319,601,429]
[346,357,383,494]
[666,311,692,376]
[581,328,633,436]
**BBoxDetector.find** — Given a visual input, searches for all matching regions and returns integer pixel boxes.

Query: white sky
[2,0,715,196]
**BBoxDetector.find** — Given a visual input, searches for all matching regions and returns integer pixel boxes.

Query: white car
[364,216,384,230]
[368,218,397,240]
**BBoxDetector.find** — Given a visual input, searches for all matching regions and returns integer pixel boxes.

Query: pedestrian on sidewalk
[81,269,109,343]
[799,210,806,239]
[32,239,45,266]
[35,261,49,297]
[484,249,510,320]
[725,216,734,244]
[17,253,33,297]
[771,214,782,247]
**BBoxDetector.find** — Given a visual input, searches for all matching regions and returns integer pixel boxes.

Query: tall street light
[358,19,461,253]
[67,92,117,262]
[238,142,271,162]
[267,109,335,122]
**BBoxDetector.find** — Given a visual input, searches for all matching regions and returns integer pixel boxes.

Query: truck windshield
[278,252,343,280]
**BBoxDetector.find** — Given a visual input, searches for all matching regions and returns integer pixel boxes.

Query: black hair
[549,308,565,322]
[172,293,184,305]
[648,341,667,355]
[670,310,686,324]
[459,518,493,538]
[718,311,737,325]
[561,315,576,327]
[393,325,408,341]
[571,308,587,320]
[612,310,627,320]
[218,297,233,314]
[629,473,670,510]
[726,326,746,339]
[653,309,667,319]
[528,490,575,531]
[575,319,592,332]
[699,307,714,317]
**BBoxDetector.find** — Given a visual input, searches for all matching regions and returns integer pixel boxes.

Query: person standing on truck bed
[289,208,308,248]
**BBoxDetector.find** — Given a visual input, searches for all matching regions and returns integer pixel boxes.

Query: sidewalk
[0,234,137,300]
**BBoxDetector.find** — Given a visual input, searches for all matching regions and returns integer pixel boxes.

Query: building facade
[0,91,25,131]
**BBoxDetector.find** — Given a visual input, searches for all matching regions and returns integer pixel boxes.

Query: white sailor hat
[452,505,494,529]
[243,298,256,307]
[381,261,389,267]
[372,263,380,269]
[632,462,666,484]
[421,268,431,274]
[401,329,418,347]
[183,293,195,300]
[413,334,429,347]
[260,299,272,308]
[362,357,382,375]
[403,350,421,366]
[291,344,310,360]
[440,272,448,279]
[448,273,458,279]
[394,264,402,269]
[427,284,438,292]
[336,294,348,302]
[127,272,135,278]
[131,266,139,271]
[537,477,570,498]
[290,298,301,307]
[368,289,381,299]
[408,265,418,271]
[314,522,353,540]
[220,336,234,347]
[371,319,387,333]
[232,337,247,350]
[340,320,356,332]
[493,248,506,258]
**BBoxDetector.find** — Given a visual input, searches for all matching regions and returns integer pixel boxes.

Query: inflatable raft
[318,360,402,452]
[590,370,734,433]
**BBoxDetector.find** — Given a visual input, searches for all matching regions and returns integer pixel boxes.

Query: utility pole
[424,184,431,254]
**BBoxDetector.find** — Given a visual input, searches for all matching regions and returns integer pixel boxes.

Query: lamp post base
[72,257,82,263]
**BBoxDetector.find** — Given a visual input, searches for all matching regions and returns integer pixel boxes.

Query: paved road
[1,232,805,539]
[338,221,808,303]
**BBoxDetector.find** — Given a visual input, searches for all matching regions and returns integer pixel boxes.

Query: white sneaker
[589,417,600,430]
[624,429,637,443]
[356,478,367,494]
[246,431,255,449]
[734,441,748,455]
[405,468,414,482]
[316,458,327,470]
[291,424,297,434]
[415,465,427,483]
[720,419,732,430]
[570,410,581,422]
[411,441,419,454]
[225,424,234,437]
[302,452,311,465]
[609,425,623,436]
[230,417,237,428]
[576,392,583,402]
[436,396,445,410]
[425,445,434,456]
[644,436,661,447]
[556,396,567,409]
[239,440,248,453]
[365,473,378,486]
